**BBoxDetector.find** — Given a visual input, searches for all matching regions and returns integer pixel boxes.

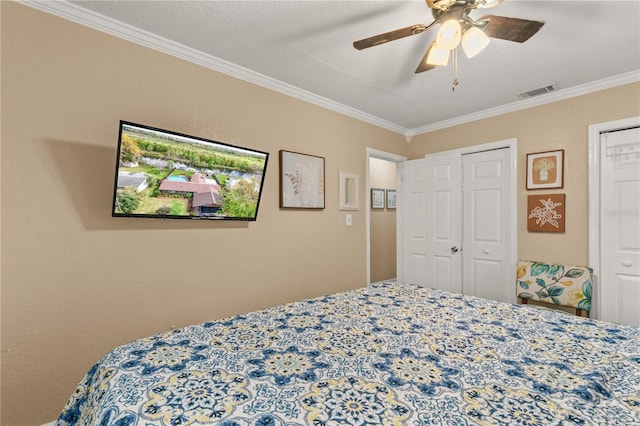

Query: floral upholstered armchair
[516,260,593,317]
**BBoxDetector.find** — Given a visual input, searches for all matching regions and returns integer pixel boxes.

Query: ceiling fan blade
[353,23,429,50]
[479,15,544,43]
[415,42,437,73]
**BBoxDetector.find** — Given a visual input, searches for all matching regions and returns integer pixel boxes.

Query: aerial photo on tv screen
[113,122,268,220]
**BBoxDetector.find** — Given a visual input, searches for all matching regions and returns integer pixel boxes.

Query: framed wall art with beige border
[338,172,359,211]
[526,149,564,190]
[279,150,325,209]
[527,193,565,232]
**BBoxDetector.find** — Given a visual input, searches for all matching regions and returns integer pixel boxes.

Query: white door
[599,127,640,326]
[462,148,513,302]
[399,153,462,292]
[399,142,515,297]
[400,159,430,286]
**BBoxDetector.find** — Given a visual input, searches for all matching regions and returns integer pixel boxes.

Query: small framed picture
[386,189,396,209]
[279,150,325,209]
[527,193,565,232]
[339,172,359,211]
[526,150,564,190]
[371,188,385,209]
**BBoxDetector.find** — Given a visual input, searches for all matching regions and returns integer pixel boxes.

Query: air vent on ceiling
[516,84,557,99]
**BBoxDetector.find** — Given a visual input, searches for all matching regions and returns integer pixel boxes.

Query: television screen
[112,121,269,221]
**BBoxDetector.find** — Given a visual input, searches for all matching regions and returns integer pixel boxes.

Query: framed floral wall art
[526,150,564,189]
[279,150,325,209]
[527,193,565,232]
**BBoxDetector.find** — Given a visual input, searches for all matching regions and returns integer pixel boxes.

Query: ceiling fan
[353,0,544,84]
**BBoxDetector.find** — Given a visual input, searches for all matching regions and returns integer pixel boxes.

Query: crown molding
[19,0,409,136]
[19,1,639,139]
[410,70,640,136]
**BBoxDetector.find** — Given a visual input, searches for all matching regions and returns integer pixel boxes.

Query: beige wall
[0,3,406,424]
[2,2,639,425]
[407,83,640,266]
[369,158,396,282]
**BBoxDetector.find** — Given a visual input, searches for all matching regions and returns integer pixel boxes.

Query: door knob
[451,246,459,254]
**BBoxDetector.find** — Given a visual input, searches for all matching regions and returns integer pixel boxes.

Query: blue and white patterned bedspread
[57,281,640,425]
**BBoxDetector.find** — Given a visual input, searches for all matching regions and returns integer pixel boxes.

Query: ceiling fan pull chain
[452,47,459,91]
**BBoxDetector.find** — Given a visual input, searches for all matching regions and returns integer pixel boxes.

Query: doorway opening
[366,148,407,285]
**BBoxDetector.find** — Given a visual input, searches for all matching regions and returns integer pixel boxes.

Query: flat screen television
[112,121,269,221]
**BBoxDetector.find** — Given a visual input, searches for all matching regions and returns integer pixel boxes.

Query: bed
[57,281,640,425]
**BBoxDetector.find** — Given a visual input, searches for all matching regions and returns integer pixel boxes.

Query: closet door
[462,148,513,302]
[398,142,514,301]
[399,153,462,293]
[599,127,640,326]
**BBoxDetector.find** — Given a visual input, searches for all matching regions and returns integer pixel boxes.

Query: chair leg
[576,308,589,318]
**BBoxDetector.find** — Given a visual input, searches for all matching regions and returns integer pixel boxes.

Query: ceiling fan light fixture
[436,19,462,50]
[425,42,450,66]
[461,27,490,58]
[478,0,504,8]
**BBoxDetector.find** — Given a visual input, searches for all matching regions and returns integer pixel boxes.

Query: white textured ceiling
[27,0,640,135]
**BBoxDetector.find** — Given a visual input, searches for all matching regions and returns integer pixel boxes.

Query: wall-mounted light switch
[346,214,352,226]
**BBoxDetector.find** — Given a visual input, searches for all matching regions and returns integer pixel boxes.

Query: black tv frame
[111,121,269,221]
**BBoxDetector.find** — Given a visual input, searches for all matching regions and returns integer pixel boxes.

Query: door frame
[366,148,407,285]
[396,138,518,298]
[588,116,640,320]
